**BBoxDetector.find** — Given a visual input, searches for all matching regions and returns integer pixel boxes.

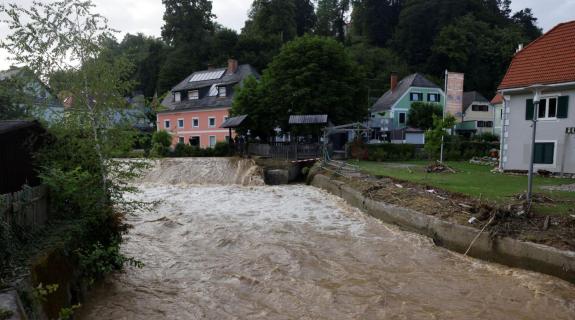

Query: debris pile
[425,161,456,174]
[469,156,499,166]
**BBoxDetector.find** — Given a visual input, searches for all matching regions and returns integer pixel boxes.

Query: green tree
[294,0,317,36]
[425,114,456,159]
[316,0,350,41]
[512,8,542,41]
[158,0,216,93]
[407,102,443,130]
[429,14,525,96]
[233,35,366,139]
[351,0,403,47]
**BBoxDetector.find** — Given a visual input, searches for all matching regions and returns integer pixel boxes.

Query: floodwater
[78,159,575,320]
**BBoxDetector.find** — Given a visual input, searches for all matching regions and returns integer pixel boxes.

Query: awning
[221,115,248,128]
[289,115,328,125]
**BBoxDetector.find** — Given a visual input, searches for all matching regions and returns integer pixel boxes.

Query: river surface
[78,159,575,320]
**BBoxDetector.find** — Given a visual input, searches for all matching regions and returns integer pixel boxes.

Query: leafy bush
[213,142,231,157]
[150,130,172,157]
[473,132,500,142]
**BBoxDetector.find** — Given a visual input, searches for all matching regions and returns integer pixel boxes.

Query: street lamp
[526,85,549,204]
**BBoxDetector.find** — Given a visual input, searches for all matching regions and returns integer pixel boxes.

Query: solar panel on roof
[189,70,226,82]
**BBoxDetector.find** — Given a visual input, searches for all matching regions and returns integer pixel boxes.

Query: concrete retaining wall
[311,174,575,284]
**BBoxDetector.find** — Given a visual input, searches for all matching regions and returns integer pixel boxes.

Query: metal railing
[248,143,322,160]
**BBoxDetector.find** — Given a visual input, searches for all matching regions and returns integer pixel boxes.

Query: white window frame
[164,120,171,129]
[410,92,423,102]
[534,140,557,167]
[174,92,181,102]
[398,112,406,124]
[192,117,199,128]
[537,96,559,120]
[208,117,216,128]
[188,90,199,100]
[471,104,489,112]
[209,135,217,148]
[218,86,227,97]
[427,93,439,102]
[177,118,184,129]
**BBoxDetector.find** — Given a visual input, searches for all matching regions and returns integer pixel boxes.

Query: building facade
[157,59,259,148]
[499,21,575,174]
[455,91,496,136]
[369,73,445,143]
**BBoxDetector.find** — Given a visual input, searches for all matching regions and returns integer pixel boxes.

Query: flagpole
[440,70,448,163]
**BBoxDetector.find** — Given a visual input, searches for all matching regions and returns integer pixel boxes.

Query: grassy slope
[353,161,575,216]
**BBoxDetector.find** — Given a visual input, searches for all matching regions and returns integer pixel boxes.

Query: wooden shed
[0,120,48,194]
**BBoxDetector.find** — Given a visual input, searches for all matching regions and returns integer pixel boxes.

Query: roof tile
[499,21,575,90]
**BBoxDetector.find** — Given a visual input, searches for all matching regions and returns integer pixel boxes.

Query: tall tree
[233,35,366,139]
[351,0,403,47]
[316,0,350,42]
[159,0,215,92]
[512,8,542,41]
[294,0,317,36]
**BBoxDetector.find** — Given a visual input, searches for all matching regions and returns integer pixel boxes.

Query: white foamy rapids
[139,158,265,186]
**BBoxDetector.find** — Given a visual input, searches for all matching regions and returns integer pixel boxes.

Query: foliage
[316,0,350,42]
[351,0,403,46]
[58,304,81,320]
[31,283,59,303]
[233,35,366,139]
[0,308,13,320]
[407,102,443,131]
[75,241,143,287]
[172,142,231,157]
[0,220,14,273]
[365,144,422,162]
[473,132,500,143]
[424,114,456,159]
[150,130,172,157]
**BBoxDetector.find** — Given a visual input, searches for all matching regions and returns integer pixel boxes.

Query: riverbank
[310,173,575,284]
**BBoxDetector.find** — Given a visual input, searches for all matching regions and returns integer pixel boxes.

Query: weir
[78,158,575,319]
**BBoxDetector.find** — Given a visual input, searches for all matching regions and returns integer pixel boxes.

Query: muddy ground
[318,170,575,252]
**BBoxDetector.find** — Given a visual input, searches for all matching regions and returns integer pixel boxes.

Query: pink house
[157,59,259,148]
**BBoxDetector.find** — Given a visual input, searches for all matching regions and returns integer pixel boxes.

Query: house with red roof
[498,20,575,174]
[157,59,259,148]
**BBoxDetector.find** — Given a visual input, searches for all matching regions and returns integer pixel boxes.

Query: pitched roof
[371,73,440,112]
[221,115,248,128]
[161,64,259,113]
[462,91,489,108]
[289,115,328,125]
[499,20,575,90]
[491,93,504,105]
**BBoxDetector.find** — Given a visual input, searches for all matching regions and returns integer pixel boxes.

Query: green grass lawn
[352,160,575,215]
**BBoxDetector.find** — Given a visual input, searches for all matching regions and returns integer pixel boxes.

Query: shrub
[152,130,172,147]
[473,132,500,142]
[173,143,194,157]
[213,142,231,157]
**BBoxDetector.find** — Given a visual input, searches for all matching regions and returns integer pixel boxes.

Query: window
[209,136,217,148]
[178,119,184,128]
[398,112,406,124]
[500,109,503,120]
[218,86,227,97]
[410,92,423,101]
[174,92,181,102]
[223,116,229,123]
[208,117,216,128]
[189,90,199,100]
[538,97,558,119]
[471,105,489,112]
[534,142,555,165]
[427,93,440,102]
[189,136,200,147]
[477,121,493,128]
[164,120,171,129]
[178,136,185,144]
[192,118,199,128]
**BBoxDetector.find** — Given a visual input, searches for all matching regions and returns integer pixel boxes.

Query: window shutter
[526,99,534,120]
[557,96,569,118]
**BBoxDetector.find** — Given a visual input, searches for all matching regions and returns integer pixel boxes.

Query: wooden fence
[248,143,322,160]
[0,185,49,233]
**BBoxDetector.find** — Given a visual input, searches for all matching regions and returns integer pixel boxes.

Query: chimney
[390,72,398,92]
[207,64,215,70]
[227,58,238,74]
[516,43,523,53]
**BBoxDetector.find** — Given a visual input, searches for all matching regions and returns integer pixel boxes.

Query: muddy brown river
[78,159,575,319]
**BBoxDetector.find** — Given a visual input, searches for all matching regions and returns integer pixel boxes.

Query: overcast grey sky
[1,0,574,70]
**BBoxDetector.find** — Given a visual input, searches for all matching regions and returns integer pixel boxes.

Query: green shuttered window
[534,142,555,165]
[526,99,534,120]
[557,96,569,118]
